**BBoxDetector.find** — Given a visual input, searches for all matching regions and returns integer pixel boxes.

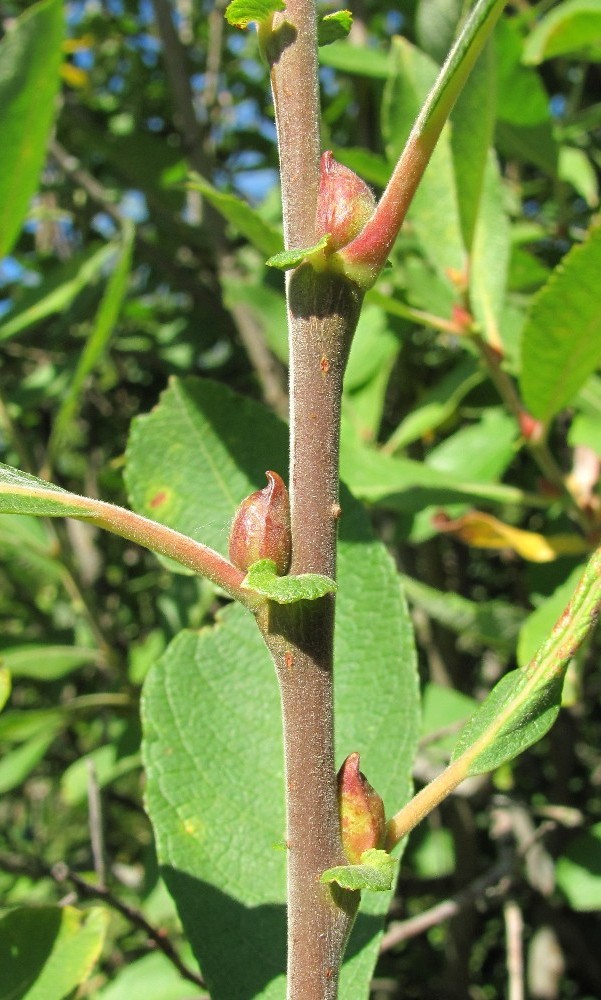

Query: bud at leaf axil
[338,752,386,864]
[229,471,291,576]
[316,151,376,253]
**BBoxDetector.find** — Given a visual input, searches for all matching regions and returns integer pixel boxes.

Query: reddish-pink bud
[316,152,376,253]
[228,471,291,575]
[518,410,544,444]
[337,752,386,864]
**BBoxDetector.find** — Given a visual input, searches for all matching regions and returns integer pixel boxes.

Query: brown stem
[265,2,366,994]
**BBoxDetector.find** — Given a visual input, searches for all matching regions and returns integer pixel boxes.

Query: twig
[380,857,514,952]
[87,758,106,889]
[0,850,206,993]
[504,899,525,1000]
[51,863,208,992]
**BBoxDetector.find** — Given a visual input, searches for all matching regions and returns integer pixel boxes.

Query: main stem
[266,2,364,997]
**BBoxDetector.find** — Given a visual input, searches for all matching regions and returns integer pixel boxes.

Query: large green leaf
[133,377,419,999]
[469,152,511,345]
[0,906,107,1000]
[0,0,64,259]
[520,222,601,422]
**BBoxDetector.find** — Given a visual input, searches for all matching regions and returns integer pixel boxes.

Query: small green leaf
[318,10,353,46]
[242,558,337,603]
[188,174,282,256]
[320,849,396,892]
[520,221,601,422]
[225,0,285,28]
[265,235,330,270]
[0,644,102,681]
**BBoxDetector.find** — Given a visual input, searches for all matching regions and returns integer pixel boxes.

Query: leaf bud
[337,752,386,864]
[228,471,291,575]
[316,151,376,253]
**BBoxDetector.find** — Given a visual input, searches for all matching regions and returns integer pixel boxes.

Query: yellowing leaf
[434,511,590,563]
[60,63,88,88]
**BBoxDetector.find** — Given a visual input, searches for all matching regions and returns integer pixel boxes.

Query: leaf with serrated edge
[321,849,396,892]
[242,558,336,603]
[225,0,285,28]
[265,234,330,270]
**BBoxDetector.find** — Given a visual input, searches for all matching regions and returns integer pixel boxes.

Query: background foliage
[1,0,600,997]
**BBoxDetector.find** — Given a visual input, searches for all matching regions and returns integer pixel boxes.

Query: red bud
[337,752,386,864]
[316,152,376,253]
[518,410,544,444]
[229,471,291,575]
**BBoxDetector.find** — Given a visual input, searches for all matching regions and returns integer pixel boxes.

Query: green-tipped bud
[337,752,386,864]
[228,471,291,575]
[316,152,376,253]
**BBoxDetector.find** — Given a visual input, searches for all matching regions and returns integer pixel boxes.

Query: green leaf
[318,40,390,78]
[0,905,108,1000]
[517,565,585,667]
[523,0,601,64]
[242,558,337,603]
[558,145,599,207]
[452,547,601,775]
[225,0,285,28]
[520,222,601,422]
[188,174,282,256]
[135,378,420,999]
[0,730,57,793]
[61,744,141,807]
[0,669,11,713]
[469,152,511,344]
[49,224,135,456]
[265,235,330,270]
[341,408,525,516]
[416,0,463,63]
[495,18,551,126]
[0,244,117,343]
[318,10,353,46]
[320,850,396,892]
[0,0,64,259]
[96,952,198,1000]
[402,576,525,657]
[451,40,495,253]
[0,644,103,681]
[384,359,482,453]
[556,823,601,911]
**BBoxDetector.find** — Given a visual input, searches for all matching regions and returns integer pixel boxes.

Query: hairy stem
[266,3,364,995]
